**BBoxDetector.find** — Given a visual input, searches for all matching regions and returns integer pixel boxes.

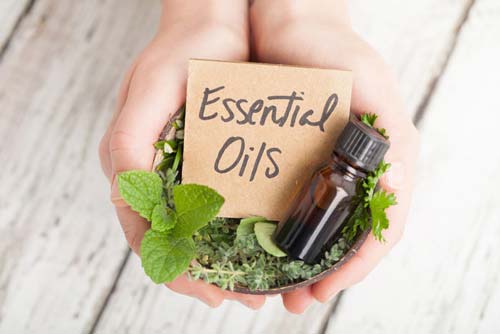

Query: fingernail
[110,176,127,207]
[384,162,405,190]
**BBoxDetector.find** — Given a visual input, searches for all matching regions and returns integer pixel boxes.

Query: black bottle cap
[334,115,390,172]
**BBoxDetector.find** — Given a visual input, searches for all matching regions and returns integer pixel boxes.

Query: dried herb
[119,109,394,290]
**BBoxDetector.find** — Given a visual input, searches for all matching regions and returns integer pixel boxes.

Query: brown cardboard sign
[182,60,352,220]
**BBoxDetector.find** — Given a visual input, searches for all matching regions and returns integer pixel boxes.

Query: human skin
[98,0,266,309]
[99,0,419,313]
[250,0,419,313]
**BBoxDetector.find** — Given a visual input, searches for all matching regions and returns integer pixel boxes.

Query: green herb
[343,113,397,242]
[118,170,224,284]
[118,108,225,284]
[172,184,225,237]
[254,222,287,257]
[361,113,388,139]
[120,110,395,290]
[151,204,176,232]
[370,190,397,241]
[190,218,350,291]
[117,171,163,221]
[141,229,195,283]
[360,113,378,127]
[236,216,265,238]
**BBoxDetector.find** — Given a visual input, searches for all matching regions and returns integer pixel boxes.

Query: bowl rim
[155,108,370,295]
[231,228,370,294]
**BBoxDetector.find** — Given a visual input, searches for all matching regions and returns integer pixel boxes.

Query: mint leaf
[172,184,224,237]
[118,171,163,220]
[140,230,195,283]
[151,204,177,232]
[236,216,266,238]
[370,190,397,242]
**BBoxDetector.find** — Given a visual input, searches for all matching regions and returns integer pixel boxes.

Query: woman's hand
[250,0,419,313]
[99,0,266,309]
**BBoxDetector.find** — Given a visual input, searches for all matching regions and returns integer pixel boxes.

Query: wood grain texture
[326,0,500,333]
[93,256,336,334]
[0,0,32,50]
[0,0,489,332]
[94,0,476,333]
[0,0,159,332]
[349,0,474,115]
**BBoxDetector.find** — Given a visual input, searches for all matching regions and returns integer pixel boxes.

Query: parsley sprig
[117,110,396,289]
[342,114,397,242]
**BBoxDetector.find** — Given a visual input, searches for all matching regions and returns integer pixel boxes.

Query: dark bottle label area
[273,167,358,264]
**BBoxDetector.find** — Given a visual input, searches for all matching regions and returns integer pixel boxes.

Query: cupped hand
[99,0,265,309]
[250,0,419,313]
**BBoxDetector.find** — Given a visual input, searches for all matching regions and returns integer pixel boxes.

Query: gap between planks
[88,250,132,334]
[0,0,37,62]
[413,0,477,125]
[88,0,480,331]
[321,1,479,332]
[2,0,475,332]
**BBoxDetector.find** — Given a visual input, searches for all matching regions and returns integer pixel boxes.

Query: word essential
[198,86,339,132]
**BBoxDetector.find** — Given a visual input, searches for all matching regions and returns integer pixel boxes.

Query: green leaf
[370,190,397,242]
[151,204,177,232]
[140,229,195,283]
[342,201,370,242]
[254,222,287,257]
[341,125,396,243]
[117,171,163,221]
[172,184,225,237]
[361,113,378,127]
[360,113,388,139]
[172,147,182,172]
[236,216,266,238]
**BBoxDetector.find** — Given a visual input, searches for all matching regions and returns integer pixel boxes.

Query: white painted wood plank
[326,0,500,333]
[0,0,31,49]
[94,0,475,332]
[94,256,335,334]
[349,0,473,115]
[0,0,160,332]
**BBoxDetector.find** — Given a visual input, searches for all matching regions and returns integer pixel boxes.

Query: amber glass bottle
[273,115,390,264]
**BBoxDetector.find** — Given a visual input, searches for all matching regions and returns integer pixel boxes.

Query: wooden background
[1,0,499,333]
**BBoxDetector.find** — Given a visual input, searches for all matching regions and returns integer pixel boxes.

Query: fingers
[249,19,419,302]
[167,275,225,308]
[312,109,417,302]
[250,0,351,33]
[224,291,266,309]
[109,63,186,206]
[99,61,138,181]
[282,286,314,314]
[115,206,150,255]
[311,215,405,302]
[167,276,267,309]
[312,110,417,302]
[117,205,227,309]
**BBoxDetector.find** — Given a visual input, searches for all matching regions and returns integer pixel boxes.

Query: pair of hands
[99,0,419,313]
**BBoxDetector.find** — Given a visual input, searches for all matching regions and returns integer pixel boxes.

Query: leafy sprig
[118,110,396,290]
[189,218,349,291]
[343,113,397,242]
[118,171,224,284]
